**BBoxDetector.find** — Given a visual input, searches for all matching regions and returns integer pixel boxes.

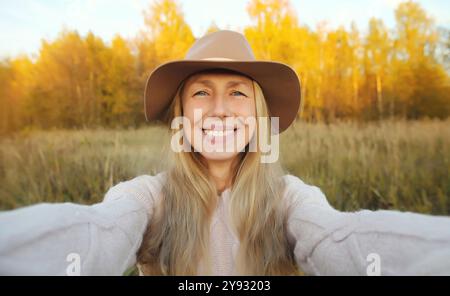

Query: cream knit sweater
[1,172,450,275]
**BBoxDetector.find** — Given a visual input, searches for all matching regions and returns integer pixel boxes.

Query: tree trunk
[376,73,383,119]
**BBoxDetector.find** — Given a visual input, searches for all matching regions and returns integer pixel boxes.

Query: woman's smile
[200,124,242,146]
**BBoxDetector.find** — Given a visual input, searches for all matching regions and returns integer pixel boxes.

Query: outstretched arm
[284,175,450,276]
[0,173,165,275]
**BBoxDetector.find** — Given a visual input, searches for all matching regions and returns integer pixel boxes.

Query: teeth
[203,129,235,137]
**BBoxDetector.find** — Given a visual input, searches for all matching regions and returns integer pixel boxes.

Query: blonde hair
[137,70,299,275]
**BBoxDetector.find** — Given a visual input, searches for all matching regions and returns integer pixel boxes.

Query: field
[1,119,449,215]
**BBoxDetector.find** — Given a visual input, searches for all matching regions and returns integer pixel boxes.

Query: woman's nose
[209,95,230,118]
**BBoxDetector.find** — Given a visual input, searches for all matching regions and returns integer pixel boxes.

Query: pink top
[1,172,450,275]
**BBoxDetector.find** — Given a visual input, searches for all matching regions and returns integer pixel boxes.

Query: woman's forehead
[185,70,252,85]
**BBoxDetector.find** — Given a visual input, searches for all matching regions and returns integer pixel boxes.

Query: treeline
[1,0,449,134]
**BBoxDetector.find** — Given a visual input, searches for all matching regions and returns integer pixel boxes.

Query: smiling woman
[136,63,296,275]
[1,30,450,276]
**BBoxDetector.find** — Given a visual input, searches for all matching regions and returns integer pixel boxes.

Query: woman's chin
[199,150,241,161]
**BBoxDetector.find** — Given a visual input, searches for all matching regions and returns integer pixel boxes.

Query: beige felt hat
[144,30,301,133]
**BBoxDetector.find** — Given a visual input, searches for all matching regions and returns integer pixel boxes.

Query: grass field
[1,119,449,215]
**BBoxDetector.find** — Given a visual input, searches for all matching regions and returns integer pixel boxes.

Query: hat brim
[144,60,301,133]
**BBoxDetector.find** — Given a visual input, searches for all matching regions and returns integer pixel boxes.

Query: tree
[30,30,113,128]
[349,22,363,116]
[142,0,194,63]
[136,0,195,88]
[245,0,299,62]
[0,57,34,134]
[364,18,392,119]
[321,27,355,120]
[245,0,309,119]
[394,0,437,63]
[436,27,449,73]
[103,35,141,126]
[392,1,448,118]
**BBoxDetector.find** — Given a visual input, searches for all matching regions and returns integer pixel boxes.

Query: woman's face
[181,71,256,161]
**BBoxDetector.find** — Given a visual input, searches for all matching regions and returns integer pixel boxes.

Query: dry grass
[1,119,449,215]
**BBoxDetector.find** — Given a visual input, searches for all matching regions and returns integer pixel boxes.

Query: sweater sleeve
[0,173,165,275]
[283,175,450,276]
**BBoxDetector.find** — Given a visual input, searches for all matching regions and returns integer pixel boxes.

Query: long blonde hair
[137,70,299,275]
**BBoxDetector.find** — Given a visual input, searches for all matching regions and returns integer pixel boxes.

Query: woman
[0,30,449,276]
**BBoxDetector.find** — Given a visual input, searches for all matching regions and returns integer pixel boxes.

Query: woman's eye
[193,90,209,97]
[231,91,247,97]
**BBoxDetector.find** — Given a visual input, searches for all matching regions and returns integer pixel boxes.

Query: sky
[0,0,449,59]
